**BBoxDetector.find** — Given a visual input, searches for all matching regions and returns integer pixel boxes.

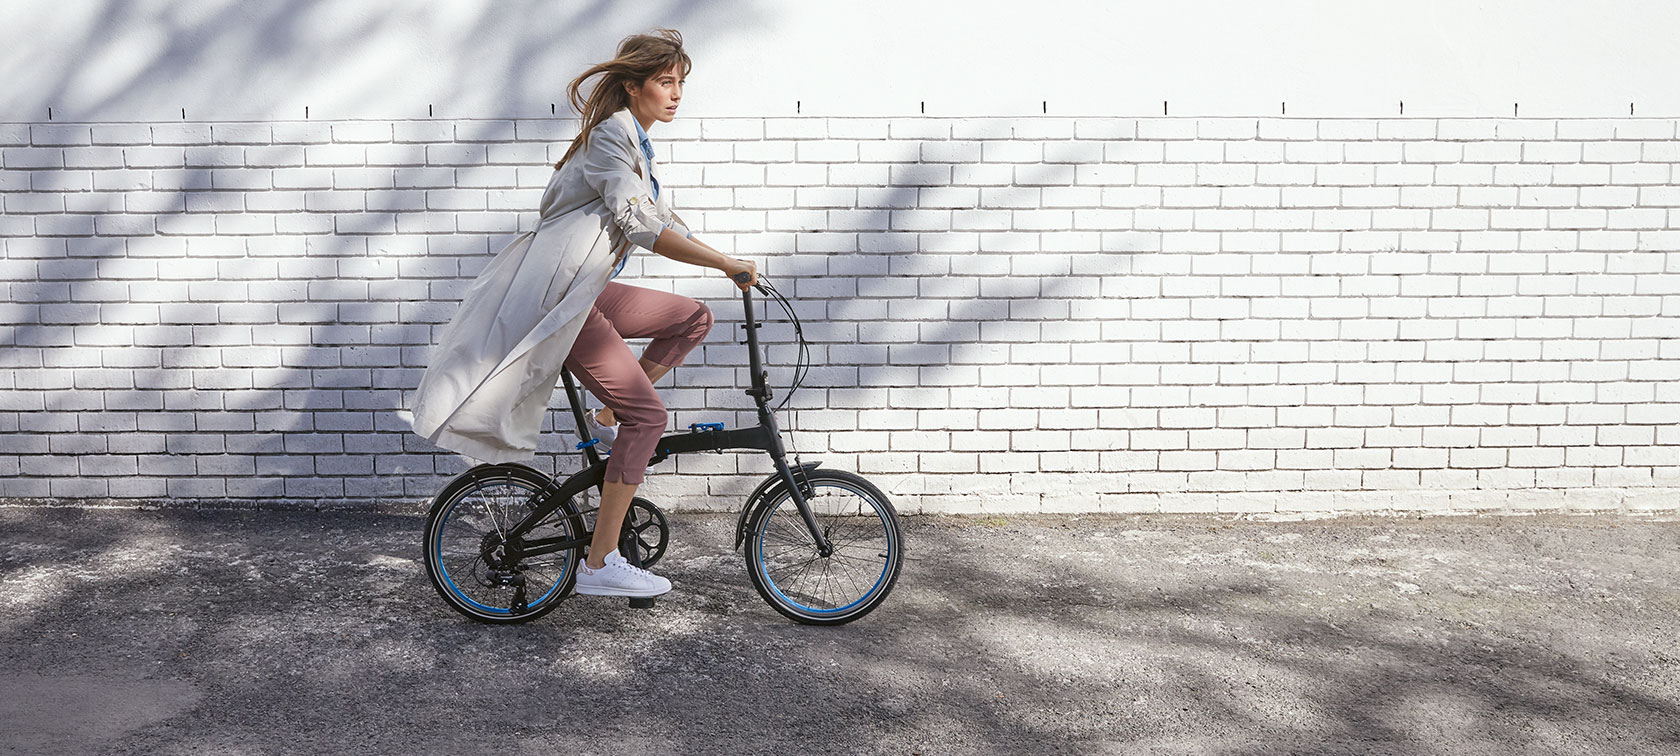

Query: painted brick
[0,114,1674,514]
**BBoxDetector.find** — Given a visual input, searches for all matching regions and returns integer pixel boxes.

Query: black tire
[743,469,904,625]
[422,463,585,624]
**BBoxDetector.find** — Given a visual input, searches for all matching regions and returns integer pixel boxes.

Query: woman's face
[626,64,684,125]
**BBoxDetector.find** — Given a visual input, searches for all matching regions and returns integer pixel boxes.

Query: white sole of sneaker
[573,583,670,598]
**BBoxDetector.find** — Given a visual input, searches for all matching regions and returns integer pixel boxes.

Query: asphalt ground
[1,506,1677,755]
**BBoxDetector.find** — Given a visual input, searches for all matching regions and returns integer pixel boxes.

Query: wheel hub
[478,531,509,569]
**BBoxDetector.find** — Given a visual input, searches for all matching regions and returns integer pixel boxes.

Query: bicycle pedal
[627,597,656,609]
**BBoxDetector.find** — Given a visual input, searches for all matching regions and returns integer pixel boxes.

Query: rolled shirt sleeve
[581,120,669,251]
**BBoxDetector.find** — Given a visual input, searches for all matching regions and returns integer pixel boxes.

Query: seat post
[559,368,604,472]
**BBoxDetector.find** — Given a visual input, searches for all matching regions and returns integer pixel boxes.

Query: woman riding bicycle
[403,28,756,599]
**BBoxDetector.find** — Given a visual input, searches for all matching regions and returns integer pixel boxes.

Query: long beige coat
[397,107,691,463]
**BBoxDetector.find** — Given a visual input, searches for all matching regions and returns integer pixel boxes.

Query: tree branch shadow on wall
[0,0,760,502]
[6,5,1156,512]
[2,0,752,122]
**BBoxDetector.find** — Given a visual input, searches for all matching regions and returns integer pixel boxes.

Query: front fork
[756,402,832,557]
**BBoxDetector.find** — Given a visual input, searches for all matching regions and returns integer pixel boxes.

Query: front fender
[733,460,822,552]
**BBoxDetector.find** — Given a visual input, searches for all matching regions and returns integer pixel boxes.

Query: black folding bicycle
[420,274,904,625]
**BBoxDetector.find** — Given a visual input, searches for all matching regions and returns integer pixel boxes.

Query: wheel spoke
[816,557,835,608]
[826,549,885,569]
[442,516,485,539]
[443,553,482,575]
[772,551,826,587]
[479,497,508,537]
[766,513,808,548]
[523,566,561,591]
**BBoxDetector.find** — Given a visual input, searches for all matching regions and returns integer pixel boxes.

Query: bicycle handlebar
[732,270,771,297]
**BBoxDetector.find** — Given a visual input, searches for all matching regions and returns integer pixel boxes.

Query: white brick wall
[3,116,1679,515]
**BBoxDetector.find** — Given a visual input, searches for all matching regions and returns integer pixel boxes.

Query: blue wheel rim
[432,477,570,616]
[753,481,894,617]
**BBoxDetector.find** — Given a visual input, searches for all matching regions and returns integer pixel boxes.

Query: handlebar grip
[731,271,751,283]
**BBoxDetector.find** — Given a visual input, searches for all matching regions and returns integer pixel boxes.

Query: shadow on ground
[1,508,1677,754]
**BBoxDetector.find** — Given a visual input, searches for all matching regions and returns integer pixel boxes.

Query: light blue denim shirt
[611,117,693,280]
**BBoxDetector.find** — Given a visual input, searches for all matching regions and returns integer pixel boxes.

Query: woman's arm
[650,228,757,291]
[579,121,669,251]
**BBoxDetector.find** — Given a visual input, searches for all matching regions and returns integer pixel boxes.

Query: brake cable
[752,276,810,413]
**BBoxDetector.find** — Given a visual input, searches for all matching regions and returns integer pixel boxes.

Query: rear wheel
[743,469,903,625]
[422,463,585,624]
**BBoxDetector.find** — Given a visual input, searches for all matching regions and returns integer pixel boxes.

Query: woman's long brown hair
[552,28,692,170]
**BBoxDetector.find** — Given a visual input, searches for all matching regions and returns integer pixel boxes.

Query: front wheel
[743,469,903,625]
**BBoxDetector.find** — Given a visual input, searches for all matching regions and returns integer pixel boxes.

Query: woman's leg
[590,281,713,426]
[595,358,673,426]
[562,310,668,569]
[564,282,713,567]
[591,481,637,570]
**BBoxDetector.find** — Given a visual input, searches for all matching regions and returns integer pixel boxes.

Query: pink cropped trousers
[562,281,714,485]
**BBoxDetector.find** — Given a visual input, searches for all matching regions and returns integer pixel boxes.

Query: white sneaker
[573,548,671,598]
[585,408,618,451]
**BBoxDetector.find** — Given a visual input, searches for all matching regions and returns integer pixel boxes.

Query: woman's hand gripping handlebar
[722,257,757,291]
[732,271,770,297]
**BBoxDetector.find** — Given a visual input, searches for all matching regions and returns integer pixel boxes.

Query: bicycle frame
[496,282,834,562]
